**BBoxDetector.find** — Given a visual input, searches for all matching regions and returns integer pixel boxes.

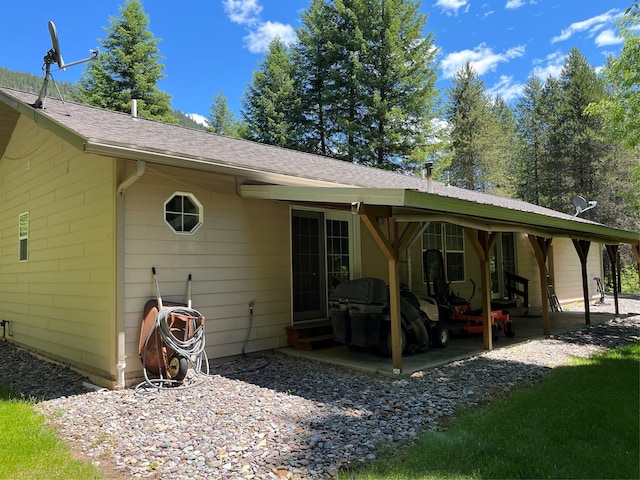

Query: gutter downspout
[115,159,146,389]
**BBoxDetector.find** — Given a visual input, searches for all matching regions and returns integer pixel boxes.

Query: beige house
[1,87,638,388]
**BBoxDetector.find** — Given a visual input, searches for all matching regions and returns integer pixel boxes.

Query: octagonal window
[164,192,203,234]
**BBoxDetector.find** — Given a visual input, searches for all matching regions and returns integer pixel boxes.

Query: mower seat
[434,278,468,306]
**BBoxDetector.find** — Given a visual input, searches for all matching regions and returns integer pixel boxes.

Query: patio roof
[240,185,639,246]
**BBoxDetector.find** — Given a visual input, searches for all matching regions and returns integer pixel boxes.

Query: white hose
[139,306,208,390]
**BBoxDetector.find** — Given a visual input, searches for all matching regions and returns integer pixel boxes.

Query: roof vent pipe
[425,161,434,194]
[131,99,138,119]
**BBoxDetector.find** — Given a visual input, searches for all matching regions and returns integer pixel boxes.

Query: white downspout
[117,159,146,196]
[115,159,146,388]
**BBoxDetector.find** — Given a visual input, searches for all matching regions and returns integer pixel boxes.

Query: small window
[164,193,202,234]
[19,212,29,261]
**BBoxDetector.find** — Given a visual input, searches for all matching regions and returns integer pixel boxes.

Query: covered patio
[242,185,640,375]
[280,307,640,377]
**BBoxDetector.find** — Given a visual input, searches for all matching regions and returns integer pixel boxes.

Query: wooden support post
[528,235,552,335]
[360,210,402,375]
[605,244,620,315]
[572,239,591,325]
[464,228,497,350]
[633,243,640,288]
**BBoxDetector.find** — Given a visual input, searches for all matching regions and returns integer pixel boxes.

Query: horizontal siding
[359,219,388,280]
[0,116,116,379]
[552,238,603,304]
[122,164,292,378]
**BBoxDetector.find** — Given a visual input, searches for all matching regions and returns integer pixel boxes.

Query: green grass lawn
[0,385,104,480]
[343,342,640,480]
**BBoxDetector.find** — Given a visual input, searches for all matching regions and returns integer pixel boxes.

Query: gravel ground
[0,294,638,480]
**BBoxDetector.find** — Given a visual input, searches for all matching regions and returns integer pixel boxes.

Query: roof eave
[240,185,639,246]
[84,140,344,187]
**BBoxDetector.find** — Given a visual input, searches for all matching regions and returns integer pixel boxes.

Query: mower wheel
[167,353,188,384]
[379,324,406,357]
[431,326,450,348]
[492,324,499,342]
[504,321,516,338]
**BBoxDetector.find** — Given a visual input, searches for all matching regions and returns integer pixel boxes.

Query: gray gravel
[0,295,638,480]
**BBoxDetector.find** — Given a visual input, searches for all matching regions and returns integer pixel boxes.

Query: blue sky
[0,0,628,123]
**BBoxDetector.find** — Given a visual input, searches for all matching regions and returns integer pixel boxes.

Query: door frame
[290,207,360,323]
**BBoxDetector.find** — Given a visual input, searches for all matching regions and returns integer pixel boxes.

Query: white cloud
[188,113,209,127]
[487,75,523,102]
[532,51,566,80]
[505,0,525,9]
[434,0,469,16]
[551,9,621,43]
[595,29,623,47]
[222,0,296,53]
[441,43,525,78]
[244,21,297,53]
[222,0,262,25]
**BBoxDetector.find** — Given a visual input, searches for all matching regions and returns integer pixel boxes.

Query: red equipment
[423,249,515,339]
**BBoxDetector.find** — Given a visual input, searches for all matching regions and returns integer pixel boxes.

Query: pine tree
[292,0,341,156]
[446,62,493,190]
[542,48,608,213]
[358,0,439,170]
[291,0,439,169]
[79,0,175,123]
[241,38,303,149]
[208,91,242,137]
[515,75,546,204]
[486,96,518,197]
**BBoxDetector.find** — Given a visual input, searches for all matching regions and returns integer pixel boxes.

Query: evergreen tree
[208,91,242,137]
[241,38,303,149]
[486,96,518,197]
[446,62,493,191]
[288,0,439,169]
[542,48,608,213]
[79,0,175,123]
[515,75,546,204]
[292,0,342,156]
[358,0,439,170]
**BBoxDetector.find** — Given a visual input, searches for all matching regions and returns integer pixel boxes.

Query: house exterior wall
[0,116,117,380]
[551,238,603,304]
[121,163,292,382]
[359,219,388,280]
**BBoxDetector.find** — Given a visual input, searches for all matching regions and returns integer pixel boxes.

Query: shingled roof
[1,86,638,246]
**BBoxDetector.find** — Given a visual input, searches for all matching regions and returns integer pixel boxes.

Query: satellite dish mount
[33,21,98,112]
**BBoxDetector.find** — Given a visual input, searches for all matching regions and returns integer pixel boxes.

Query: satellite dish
[47,21,65,70]
[33,21,98,110]
[572,195,597,217]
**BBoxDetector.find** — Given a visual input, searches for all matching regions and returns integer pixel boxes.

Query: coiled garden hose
[140,306,208,390]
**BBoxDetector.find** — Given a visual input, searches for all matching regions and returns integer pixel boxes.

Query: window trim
[19,211,29,262]
[422,222,466,283]
[163,192,203,235]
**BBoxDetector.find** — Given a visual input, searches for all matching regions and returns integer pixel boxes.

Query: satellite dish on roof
[47,21,65,70]
[572,195,597,217]
[32,21,98,110]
